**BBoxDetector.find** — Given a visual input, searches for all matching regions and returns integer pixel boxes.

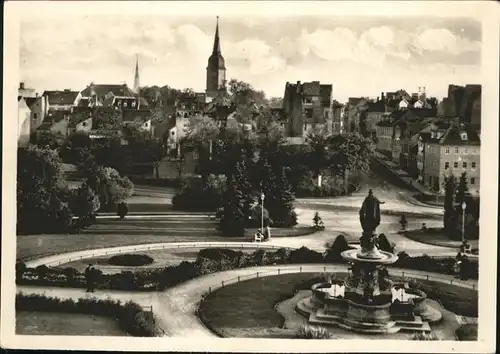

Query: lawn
[198,273,478,338]
[17,234,233,260]
[16,311,129,336]
[198,272,333,338]
[403,228,479,249]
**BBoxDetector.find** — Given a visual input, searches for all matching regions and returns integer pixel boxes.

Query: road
[17,264,476,338]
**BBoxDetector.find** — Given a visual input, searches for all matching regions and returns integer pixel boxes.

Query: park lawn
[16,311,129,336]
[198,272,336,338]
[403,228,479,249]
[198,273,477,338]
[17,234,234,260]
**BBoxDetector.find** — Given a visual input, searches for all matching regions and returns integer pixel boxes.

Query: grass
[198,272,335,338]
[198,273,477,338]
[17,234,233,260]
[16,311,129,336]
[403,228,478,249]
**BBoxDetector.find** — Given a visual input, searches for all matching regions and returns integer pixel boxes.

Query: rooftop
[42,90,80,105]
[81,84,136,98]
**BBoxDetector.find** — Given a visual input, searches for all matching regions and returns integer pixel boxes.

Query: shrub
[455,324,478,341]
[313,212,325,230]
[108,254,154,267]
[410,332,441,340]
[247,205,271,228]
[288,247,323,264]
[117,202,129,219]
[399,214,408,229]
[296,325,333,339]
[15,293,157,337]
[323,235,352,262]
[378,234,395,253]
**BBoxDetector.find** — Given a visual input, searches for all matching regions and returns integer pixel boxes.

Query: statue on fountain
[359,189,385,257]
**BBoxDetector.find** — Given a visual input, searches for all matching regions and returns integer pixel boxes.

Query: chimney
[20,82,25,90]
[296,81,301,93]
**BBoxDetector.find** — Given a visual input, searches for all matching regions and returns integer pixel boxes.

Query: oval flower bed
[107,254,154,267]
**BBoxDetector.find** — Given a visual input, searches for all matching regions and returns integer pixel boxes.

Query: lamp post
[260,192,265,234]
[461,201,467,243]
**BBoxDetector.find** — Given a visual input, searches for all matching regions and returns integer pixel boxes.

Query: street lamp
[260,192,265,234]
[461,201,467,243]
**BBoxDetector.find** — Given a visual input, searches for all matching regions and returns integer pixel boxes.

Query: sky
[19,15,482,103]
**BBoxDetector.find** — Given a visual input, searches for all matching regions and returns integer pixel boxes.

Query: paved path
[17,264,477,337]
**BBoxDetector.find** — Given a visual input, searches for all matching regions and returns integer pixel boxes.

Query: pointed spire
[133,53,140,94]
[212,16,221,54]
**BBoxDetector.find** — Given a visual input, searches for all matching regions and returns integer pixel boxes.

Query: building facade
[423,124,480,195]
[282,81,333,138]
[18,97,31,147]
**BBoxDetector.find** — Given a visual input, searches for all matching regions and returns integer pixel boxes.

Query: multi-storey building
[422,123,480,195]
[282,81,334,138]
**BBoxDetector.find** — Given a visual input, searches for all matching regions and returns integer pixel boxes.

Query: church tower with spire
[133,54,140,94]
[206,16,227,99]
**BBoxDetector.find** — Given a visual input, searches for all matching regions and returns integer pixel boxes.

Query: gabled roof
[366,100,386,113]
[24,97,37,107]
[42,90,79,105]
[80,84,136,98]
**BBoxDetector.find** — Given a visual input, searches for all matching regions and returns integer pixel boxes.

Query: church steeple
[206,16,227,99]
[133,54,140,94]
[212,16,221,55]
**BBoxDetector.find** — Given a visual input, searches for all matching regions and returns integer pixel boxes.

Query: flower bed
[107,254,154,267]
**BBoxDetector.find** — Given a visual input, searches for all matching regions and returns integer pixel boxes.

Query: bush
[117,202,129,219]
[410,332,441,340]
[288,247,323,264]
[455,324,478,341]
[313,212,325,230]
[172,177,222,212]
[296,325,333,339]
[377,234,395,253]
[247,205,271,228]
[323,235,352,262]
[108,254,154,267]
[15,293,157,337]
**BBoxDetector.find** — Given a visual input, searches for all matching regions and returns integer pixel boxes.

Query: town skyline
[20,15,481,102]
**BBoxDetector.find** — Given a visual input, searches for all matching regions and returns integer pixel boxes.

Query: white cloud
[413,28,481,54]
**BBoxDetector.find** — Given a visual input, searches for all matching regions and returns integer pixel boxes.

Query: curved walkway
[17,264,477,337]
[23,242,299,268]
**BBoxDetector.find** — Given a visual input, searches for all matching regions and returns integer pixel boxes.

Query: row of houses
[17,82,154,146]
[375,112,480,196]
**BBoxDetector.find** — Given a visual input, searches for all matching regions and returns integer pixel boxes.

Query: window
[131,101,136,108]
[472,162,476,169]
[463,162,467,168]
[445,147,449,154]
[306,109,313,118]
[303,124,307,131]
[444,162,449,169]
[123,102,128,108]
[454,162,458,168]
[471,177,475,185]
[192,151,199,160]
[454,147,459,153]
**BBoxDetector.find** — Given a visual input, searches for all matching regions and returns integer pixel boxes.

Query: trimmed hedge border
[16,293,161,337]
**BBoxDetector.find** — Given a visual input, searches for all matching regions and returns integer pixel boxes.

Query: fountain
[296,189,436,334]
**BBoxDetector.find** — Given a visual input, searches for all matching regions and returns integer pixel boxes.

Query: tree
[70,183,100,221]
[228,79,267,107]
[17,145,74,234]
[261,160,297,227]
[86,166,134,211]
[399,214,408,230]
[220,160,249,237]
[306,127,331,187]
[455,172,469,207]
[91,107,122,130]
[443,173,458,235]
[329,132,374,195]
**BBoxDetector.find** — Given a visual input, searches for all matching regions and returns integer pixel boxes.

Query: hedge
[108,254,154,267]
[16,293,159,337]
[16,237,478,293]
